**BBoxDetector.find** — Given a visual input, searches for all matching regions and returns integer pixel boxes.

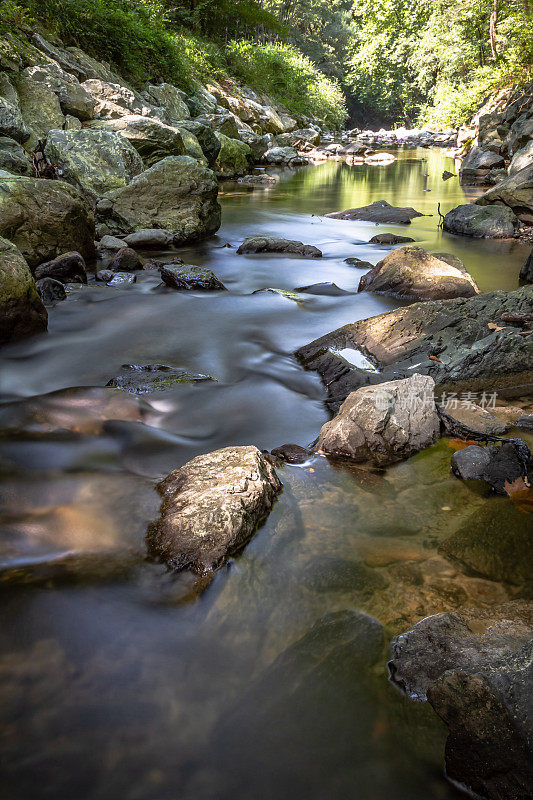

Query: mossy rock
[214,131,253,178]
[0,235,47,343]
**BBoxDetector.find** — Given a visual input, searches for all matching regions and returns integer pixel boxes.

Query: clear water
[0,150,530,800]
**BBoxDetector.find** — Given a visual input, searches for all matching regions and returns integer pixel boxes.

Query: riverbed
[0,149,530,800]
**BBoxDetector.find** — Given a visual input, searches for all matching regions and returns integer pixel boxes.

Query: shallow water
[0,150,530,800]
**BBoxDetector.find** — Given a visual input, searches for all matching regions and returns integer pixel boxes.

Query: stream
[0,149,530,800]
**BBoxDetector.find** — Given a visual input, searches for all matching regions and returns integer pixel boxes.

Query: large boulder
[296,287,533,412]
[145,82,190,123]
[0,136,32,176]
[316,374,440,466]
[459,146,506,183]
[34,251,87,284]
[214,132,252,177]
[326,200,424,224]
[508,114,533,154]
[237,129,270,161]
[177,120,220,167]
[443,203,519,238]
[0,236,47,343]
[173,123,206,164]
[0,175,95,267]
[90,115,185,167]
[389,603,533,800]
[358,246,479,300]
[237,236,322,257]
[44,129,144,196]
[0,78,31,144]
[11,73,65,145]
[146,446,282,574]
[81,79,151,119]
[23,63,96,121]
[508,140,533,174]
[104,156,221,244]
[476,163,533,223]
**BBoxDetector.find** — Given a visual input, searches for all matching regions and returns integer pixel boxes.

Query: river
[0,149,530,800]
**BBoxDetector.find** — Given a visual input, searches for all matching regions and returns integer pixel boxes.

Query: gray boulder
[264,146,307,166]
[44,128,144,196]
[146,445,282,574]
[389,603,533,800]
[316,374,440,466]
[124,229,174,249]
[508,140,533,174]
[476,163,533,223]
[104,156,221,244]
[35,276,66,304]
[443,203,519,238]
[159,263,226,291]
[326,200,424,224]
[459,146,505,183]
[450,439,532,496]
[0,175,95,268]
[0,89,31,144]
[237,129,270,161]
[24,63,96,121]
[90,115,185,167]
[146,82,190,123]
[12,73,65,145]
[108,247,142,272]
[358,246,479,300]
[176,120,220,167]
[173,123,206,164]
[237,236,322,257]
[0,236,47,343]
[81,79,151,119]
[0,136,32,175]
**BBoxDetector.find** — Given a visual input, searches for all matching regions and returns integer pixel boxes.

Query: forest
[2,0,532,127]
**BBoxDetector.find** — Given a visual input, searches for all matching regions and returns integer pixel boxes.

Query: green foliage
[227,39,347,126]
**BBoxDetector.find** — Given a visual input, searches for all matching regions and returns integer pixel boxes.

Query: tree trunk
[490,0,498,59]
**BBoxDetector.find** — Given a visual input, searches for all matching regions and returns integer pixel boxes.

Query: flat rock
[237,236,322,257]
[389,602,533,800]
[0,236,47,343]
[146,445,282,574]
[443,203,520,238]
[440,400,510,436]
[123,229,174,249]
[159,263,227,291]
[106,363,214,393]
[316,374,440,466]
[368,233,415,244]
[326,200,424,224]
[344,257,374,268]
[98,235,126,252]
[358,246,479,300]
[34,252,87,284]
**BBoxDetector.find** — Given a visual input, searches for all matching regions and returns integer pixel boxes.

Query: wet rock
[515,414,533,431]
[338,142,367,156]
[106,363,214,393]
[0,136,32,176]
[0,548,142,588]
[104,156,221,244]
[106,272,136,286]
[95,269,114,282]
[160,263,227,291]
[326,200,424,224]
[442,170,455,180]
[389,603,533,800]
[316,374,440,466]
[237,130,270,161]
[35,276,66,304]
[358,246,479,300]
[90,115,185,167]
[109,247,142,272]
[34,252,87,284]
[44,128,144,196]
[344,257,374,268]
[443,203,519,238]
[146,445,282,574]
[270,443,310,463]
[214,132,252,178]
[297,287,533,412]
[476,163,533,224]
[296,282,353,296]
[440,400,510,436]
[237,236,322,257]
[0,175,95,268]
[520,250,533,283]
[368,233,415,244]
[0,236,47,343]
[123,229,174,249]
[451,439,532,495]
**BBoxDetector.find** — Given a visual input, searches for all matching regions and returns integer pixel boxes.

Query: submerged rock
[326,200,424,224]
[368,233,415,244]
[389,603,533,800]
[296,282,353,296]
[146,445,282,574]
[316,374,440,466]
[0,236,47,343]
[237,236,322,257]
[159,263,227,291]
[0,175,95,268]
[270,443,310,464]
[358,246,479,300]
[34,252,87,284]
[35,276,66,304]
[106,271,136,286]
[450,439,532,495]
[106,363,214,393]
[104,156,221,244]
[443,203,519,238]
[237,173,278,186]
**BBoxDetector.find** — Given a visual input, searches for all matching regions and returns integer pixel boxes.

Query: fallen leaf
[488,323,506,331]
[429,355,441,362]
[448,438,480,450]
[508,487,533,513]
[503,476,531,495]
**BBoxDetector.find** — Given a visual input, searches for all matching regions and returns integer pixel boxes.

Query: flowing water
[0,150,530,800]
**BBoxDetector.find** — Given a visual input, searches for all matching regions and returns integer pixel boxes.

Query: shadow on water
[0,150,528,800]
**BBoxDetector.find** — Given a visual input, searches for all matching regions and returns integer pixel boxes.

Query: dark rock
[296,287,533,412]
[344,257,374,268]
[442,170,455,180]
[459,146,506,184]
[0,136,32,175]
[106,363,214,393]
[35,276,66,303]
[159,263,227,291]
[515,414,533,430]
[146,445,282,574]
[95,269,114,282]
[443,204,519,238]
[368,233,415,244]
[237,236,322,258]
[109,247,142,272]
[270,443,310,463]
[326,200,425,224]
[98,235,126,252]
[0,236,47,343]
[106,272,136,286]
[295,282,353,296]
[520,250,533,284]
[389,603,533,800]
[34,251,87,284]
[451,439,532,495]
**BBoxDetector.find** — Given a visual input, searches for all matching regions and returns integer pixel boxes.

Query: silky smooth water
[0,150,529,800]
